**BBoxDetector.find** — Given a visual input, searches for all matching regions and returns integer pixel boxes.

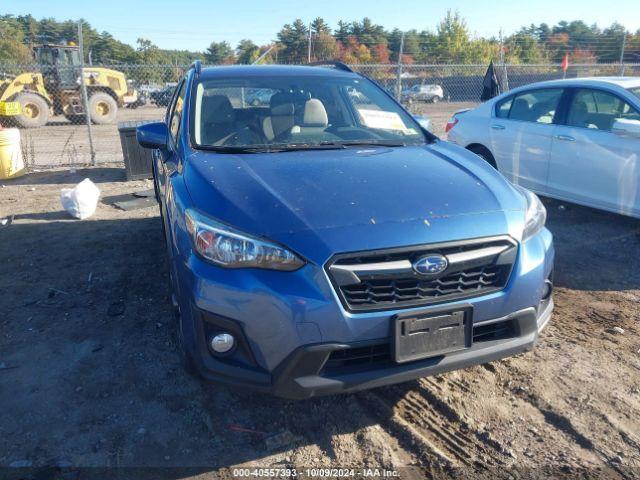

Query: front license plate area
[393,308,472,363]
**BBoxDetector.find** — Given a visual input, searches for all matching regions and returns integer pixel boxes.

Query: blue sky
[4,0,640,51]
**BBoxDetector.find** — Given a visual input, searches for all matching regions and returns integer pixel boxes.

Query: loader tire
[13,92,50,128]
[88,92,118,125]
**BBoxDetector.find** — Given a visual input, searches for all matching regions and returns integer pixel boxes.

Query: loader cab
[34,44,81,91]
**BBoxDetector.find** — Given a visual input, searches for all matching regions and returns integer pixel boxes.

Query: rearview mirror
[612,119,640,139]
[413,115,432,132]
[137,122,168,149]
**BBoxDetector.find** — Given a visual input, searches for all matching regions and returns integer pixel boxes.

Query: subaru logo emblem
[413,254,448,276]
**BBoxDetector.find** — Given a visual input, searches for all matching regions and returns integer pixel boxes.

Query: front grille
[327,236,517,312]
[323,343,392,373]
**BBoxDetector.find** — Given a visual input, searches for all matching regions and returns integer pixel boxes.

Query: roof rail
[308,61,353,73]
[189,60,202,75]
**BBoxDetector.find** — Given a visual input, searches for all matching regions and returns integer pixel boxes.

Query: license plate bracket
[392,307,472,363]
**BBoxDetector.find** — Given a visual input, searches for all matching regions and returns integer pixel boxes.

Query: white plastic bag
[60,178,101,220]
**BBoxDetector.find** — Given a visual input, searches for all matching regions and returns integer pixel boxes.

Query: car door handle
[491,124,505,130]
[554,134,575,141]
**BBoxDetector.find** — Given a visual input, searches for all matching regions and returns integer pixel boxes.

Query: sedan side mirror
[413,115,432,133]
[137,122,168,149]
[612,119,640,139]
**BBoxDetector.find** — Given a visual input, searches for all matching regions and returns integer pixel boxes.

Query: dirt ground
[1,158,639,476]
[17,101,474,168]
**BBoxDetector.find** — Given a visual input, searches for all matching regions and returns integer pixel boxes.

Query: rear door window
[507,89,563,124]
[495,97,513,118]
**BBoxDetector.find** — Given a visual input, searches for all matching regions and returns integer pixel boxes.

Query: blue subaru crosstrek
[137,61,554,399]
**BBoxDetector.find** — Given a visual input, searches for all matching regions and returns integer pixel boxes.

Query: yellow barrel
[0,128,25,180]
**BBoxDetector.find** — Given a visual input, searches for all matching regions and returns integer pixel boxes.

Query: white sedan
[447,77,640,218]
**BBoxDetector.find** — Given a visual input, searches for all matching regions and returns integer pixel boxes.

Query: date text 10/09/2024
[232,468,400,478]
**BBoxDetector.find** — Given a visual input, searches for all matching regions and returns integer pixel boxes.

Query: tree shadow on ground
[0,217,417,476]
[1,167,127,186]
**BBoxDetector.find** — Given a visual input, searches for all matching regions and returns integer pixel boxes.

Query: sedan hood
[183,142,526,264]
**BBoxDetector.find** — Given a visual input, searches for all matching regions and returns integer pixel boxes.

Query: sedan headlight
[514,185,547,241]
[185,209,304,271]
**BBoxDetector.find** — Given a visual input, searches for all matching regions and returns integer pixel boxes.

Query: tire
[468,145,497,169]
[170,266,198,376]
[88,92,118,125]
[431,95,440,104]
[13,92,50,128]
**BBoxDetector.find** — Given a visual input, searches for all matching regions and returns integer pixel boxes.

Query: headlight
[185,209,304,271]
[514,185,547,241]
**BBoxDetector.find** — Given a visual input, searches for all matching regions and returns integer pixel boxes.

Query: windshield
[191,74,428,152]
[628,87,640,100]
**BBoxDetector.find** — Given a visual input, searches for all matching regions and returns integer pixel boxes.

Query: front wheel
[468,145,497,169]
[431,95,440,104]
[88,92,118,125]
[13,92,50,128]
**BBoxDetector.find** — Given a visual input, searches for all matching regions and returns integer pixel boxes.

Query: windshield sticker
[358,109,406,131]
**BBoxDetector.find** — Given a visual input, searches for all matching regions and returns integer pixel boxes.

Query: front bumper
[191,297,552,399]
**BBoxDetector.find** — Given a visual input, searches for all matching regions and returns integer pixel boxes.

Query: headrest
[270,92,295,117]
[302,99,328,127]
[202,95,235,124]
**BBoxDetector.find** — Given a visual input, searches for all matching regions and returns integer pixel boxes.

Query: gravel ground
[1,146,639,477]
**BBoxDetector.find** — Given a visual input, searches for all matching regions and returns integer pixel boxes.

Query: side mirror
[413,115,432,132]
[137,122,168,149]
[612,119,640,138]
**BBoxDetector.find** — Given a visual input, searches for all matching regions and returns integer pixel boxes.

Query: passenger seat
[291,99,329,135]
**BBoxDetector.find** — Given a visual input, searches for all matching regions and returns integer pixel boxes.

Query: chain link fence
[1,62,639,168]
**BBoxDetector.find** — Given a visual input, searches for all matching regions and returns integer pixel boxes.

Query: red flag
[561,53,569,72]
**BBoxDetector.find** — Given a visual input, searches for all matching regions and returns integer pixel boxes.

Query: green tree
[277,19,309,63]
[236,39,259,64]
[311,17,331,35]
[334,20,350,42]
[136,38,162,64]
[350,18,387,47]
[505,32,549,64]
[204,41,234,64]
[0,15,32,63]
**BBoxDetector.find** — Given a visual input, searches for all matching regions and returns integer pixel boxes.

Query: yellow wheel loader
[0,44,139,128]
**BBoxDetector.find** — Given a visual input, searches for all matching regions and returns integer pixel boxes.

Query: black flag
[481,61,501,101]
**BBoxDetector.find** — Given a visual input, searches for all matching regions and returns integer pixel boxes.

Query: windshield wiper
[196,140,413,154]
[197,143,347,154]
[337,140,409,147]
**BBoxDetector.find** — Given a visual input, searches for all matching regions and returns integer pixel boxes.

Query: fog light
[542,279,553,300]
[209,333,235,354]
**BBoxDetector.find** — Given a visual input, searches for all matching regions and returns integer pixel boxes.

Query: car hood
[183,142,526,264]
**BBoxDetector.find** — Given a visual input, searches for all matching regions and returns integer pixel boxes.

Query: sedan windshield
[628,87,640,100]
[191,74,428,151]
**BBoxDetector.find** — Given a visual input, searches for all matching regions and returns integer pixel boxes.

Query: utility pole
[619,32,627,76]
[499,29,509,91]
[77,20,96,166]
[396,31,405,101]
[308,23,312,63]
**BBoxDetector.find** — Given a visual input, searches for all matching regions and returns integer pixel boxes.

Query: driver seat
[263,93,295,141]
[200,95,237,145]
